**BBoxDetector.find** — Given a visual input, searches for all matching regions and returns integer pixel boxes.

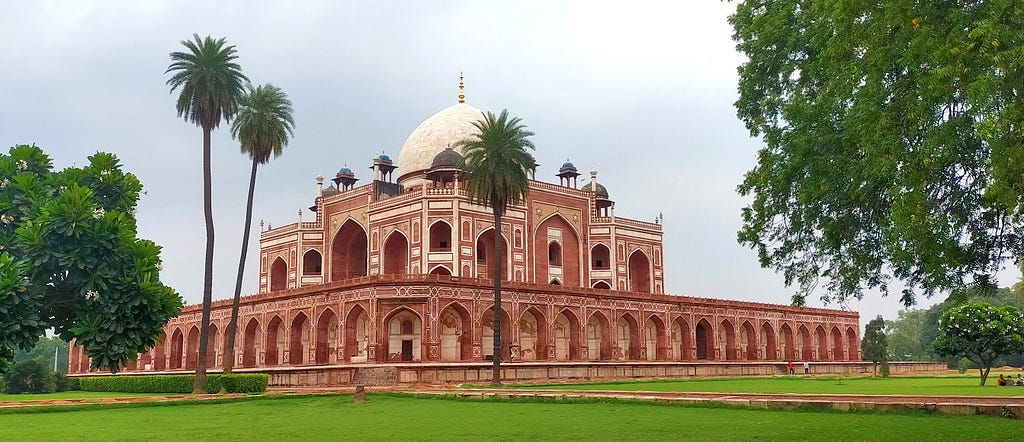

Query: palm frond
[165,34,249,130]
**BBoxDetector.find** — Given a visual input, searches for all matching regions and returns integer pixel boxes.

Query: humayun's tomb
[68,82,920,386]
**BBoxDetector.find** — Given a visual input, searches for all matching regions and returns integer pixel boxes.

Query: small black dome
[430,147,463,170]
[584,181,609,198]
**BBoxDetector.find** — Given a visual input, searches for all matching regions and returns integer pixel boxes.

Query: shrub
[3,359,57,394]
[957,357,973,374]
[220,374,269,393]
[52,372,79,392]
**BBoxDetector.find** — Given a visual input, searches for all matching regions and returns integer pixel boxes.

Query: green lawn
[521,372,1024,396]
[0,394,1019,441]
[0,391,156,402]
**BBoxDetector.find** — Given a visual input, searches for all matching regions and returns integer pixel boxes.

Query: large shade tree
[730,1,1024,306]
[223,84,295,373]
[933,301,1024,386]
[0,145,181,373]
[456,109,536,385]
[166,34,248,393]
[860,316,888,376]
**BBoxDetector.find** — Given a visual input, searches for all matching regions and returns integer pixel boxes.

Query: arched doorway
[429,265,452,276]
[440,304,472,361]
[382,231,409,275]
[616,314,639,360]
[315,309,339,364]
[206,324,219,367]
[535,215,580,286]
[302,249,322,275]
[815,325,828,361]
[831,326,844,361]
[645,316,666,360]
[593,281,611,289]
[846,327,859,361]
[591,244,610,270]
[265,316,284,366]
[185,326,199,369]
[761,322,778,360]
[345,306,369,363]
[740,321,757,360]
[554,310,580,361]
[718,320,736,361]
[386,309,422,361]
[672,318,691,360]
[429,221,452,252]
[586,312,611,360]
[797,325,812,361]
[780,324,795,361]
[481,307,511,362]
[627,250,651,293]
[243,318,261,368]
[695,319,713,360]
[169,328,183,369]
[519,308,547,361]
[476,228,509,281]
[270,257,288,291]
[289,312,310,365]
[154,333,167,371]
[331,219,368,281]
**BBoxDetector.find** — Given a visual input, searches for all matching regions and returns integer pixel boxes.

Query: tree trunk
[980,366,990,386]
[491,209,503,386]
[223,158,259,375]
[194,126,216,394]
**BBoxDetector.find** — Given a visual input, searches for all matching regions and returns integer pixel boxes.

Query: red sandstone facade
[69,91,860,375]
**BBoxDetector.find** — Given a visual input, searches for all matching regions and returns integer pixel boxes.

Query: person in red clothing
[787,360,794,375]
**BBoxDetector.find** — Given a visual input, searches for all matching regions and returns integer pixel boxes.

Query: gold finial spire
[458,71,465,103]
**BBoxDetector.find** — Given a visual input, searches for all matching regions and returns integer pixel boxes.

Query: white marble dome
[396,102,486,185]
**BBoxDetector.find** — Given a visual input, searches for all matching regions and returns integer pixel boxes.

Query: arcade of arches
[69,279,860,373]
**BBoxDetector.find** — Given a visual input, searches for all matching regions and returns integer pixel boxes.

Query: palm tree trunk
[223,157,259,375]
[491,209,503,386]
[194,126,216,394]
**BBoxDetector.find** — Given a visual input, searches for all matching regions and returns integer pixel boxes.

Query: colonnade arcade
[69,295,859,374]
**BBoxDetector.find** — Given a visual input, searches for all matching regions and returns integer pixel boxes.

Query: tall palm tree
[223,84,295,374]
[166,34,247,393]
[456,109,536,385]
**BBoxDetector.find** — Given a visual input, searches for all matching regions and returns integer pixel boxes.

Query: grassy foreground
[0,391,155,402]
[522,372,1024,396]
[0,394,1019,441]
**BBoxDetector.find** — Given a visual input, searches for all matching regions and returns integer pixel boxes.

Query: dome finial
[458,71,465,103]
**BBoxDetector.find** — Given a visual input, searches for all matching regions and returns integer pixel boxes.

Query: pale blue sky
[2,0,988,329]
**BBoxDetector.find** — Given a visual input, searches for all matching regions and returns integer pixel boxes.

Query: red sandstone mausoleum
[69,81,862,384]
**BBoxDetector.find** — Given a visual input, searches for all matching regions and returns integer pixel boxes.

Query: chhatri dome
[396,74,489,186]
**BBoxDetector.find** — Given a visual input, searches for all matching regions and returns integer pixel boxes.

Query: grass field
[0,391,155,402]
[521,372,1024,396]
[0,393,1019,441]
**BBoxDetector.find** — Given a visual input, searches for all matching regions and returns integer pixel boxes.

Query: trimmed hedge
[78,374,268,394]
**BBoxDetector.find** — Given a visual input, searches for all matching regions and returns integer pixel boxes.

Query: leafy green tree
[730,1,1024,306]
[457,109,536,385]
[885,310,929,361]
[166,34,248,393]
[223,84,295,373]
[2,359,55,394]
[15,336,69,374]
[861,316,888,376]
[933,301,1024,385]
[0,145,181,373]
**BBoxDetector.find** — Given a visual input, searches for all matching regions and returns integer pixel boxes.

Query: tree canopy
[861,315,888,376]
[730,0,1024,306]
[0,145,182,373]
[933,300,1024,385]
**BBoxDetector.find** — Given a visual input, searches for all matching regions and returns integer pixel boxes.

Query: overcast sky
[4,0,994,329]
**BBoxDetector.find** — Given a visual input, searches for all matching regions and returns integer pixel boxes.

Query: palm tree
[223,84,295,374]
[456,109,536,385]
[166,34,247,393]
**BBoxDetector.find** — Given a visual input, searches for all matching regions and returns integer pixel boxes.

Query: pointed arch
[815,325,828,361]
[831,326,844,361]
[797,324,812,361]
[627,249,651,293]
[476,228,510,281]
[481,306,512,362]
[695,318,713,360]
[586,311,612,360]
[761,321,778,361]
[382,230,409,275]
[243,318,261,368]
[615,313,640,360]
[553,309,581,361]
[644,315,666,361]
[591,243,610,270]
[302,249,322,275]
[535,214,581,287]
[429,220,453,252]
[739,320,757,360]
[593,280,611,289]
[780,323,795,361]
[385,307,422,361]
[439,302,473,361]
[429,264,452,276]
[206,323,219,367]
[315,309,339,364]
[265,315,285,366]
[154,332,167,371]
[169,328,184,369]
[331,219,368,281]
[846,327,859,361]
[344,305,370,362]
[671,317,691,361]
[289,312,310,365]
[519,307,548,361]
[185,325,200,369]
[270,256,288,291]
[718,319,737,361]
